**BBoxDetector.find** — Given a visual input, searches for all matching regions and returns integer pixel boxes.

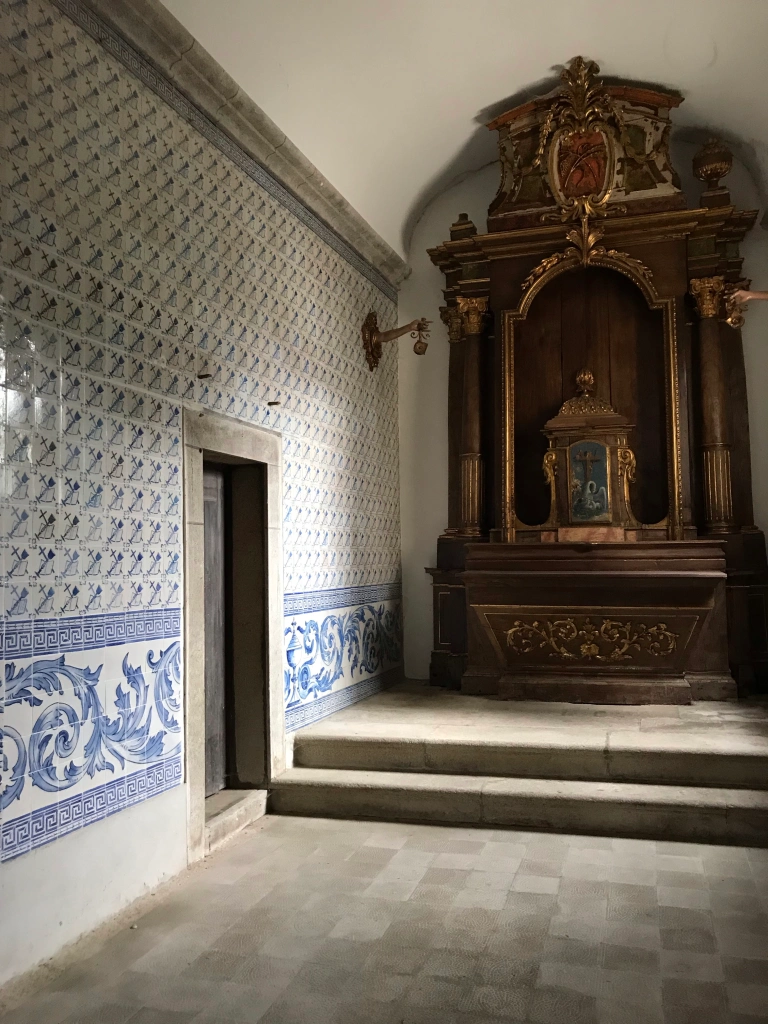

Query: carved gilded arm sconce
[361,310,431,370]
[724,279,751,329]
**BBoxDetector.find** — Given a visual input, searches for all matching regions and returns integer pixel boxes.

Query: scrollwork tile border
[285,668,400,733]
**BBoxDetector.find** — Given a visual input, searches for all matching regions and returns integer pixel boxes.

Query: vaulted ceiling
[162,0,767,257]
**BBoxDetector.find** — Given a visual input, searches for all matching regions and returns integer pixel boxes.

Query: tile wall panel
[0,0,402,861]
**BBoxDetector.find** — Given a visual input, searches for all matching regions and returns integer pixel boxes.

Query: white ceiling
[162,0,768,258]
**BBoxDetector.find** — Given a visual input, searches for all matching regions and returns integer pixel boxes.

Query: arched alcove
[514,265,668,527]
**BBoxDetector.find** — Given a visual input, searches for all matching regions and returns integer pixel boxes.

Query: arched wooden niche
[514,266,668,527]
[500,254,682,543]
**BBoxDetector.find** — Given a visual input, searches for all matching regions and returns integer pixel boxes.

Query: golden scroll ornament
[506,617,678,661]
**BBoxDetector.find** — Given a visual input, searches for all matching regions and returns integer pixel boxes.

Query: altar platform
[270,682,768,846]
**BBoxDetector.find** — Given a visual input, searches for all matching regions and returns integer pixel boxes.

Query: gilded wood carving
[505,617,679,661]
[361,311,430,370]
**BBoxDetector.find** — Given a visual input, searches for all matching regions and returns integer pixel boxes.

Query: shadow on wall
[399,76,558,256]
[400,64,768,255]
[397,121,768,680]
[397,162,498,680]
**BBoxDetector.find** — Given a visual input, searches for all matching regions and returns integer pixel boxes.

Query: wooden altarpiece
[426,57,768,703]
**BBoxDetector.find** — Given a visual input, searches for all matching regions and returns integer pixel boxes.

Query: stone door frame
[182,409,285,861]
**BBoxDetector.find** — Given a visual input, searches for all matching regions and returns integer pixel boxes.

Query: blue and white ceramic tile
[1,0,401,861]
[283,587,402,733]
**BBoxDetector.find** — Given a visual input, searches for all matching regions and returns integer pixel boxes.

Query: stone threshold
[204,789,267,854]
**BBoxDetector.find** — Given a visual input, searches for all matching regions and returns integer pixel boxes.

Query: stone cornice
[77,0,409,292]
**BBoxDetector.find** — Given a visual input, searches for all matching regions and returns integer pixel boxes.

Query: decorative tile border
[285,668,401,733]
[1,608,182,658]
[1,755,182,863]
[283,583,401,617]
[49,0,397,304]
[283,596,401,714]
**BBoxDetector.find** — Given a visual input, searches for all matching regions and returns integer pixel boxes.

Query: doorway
[184,410,286,862]
[203,463,230,796]
[203,457,269,797]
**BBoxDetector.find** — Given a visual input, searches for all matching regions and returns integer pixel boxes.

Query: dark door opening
[203,463,230,797]
[203,457,269,798]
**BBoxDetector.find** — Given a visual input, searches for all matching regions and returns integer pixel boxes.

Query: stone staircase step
[269,767,768,846]
[292,731,768,789]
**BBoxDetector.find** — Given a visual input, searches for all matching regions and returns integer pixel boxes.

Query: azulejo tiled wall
[1,0,402,862]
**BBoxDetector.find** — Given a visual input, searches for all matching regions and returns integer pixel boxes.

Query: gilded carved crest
[487,55,683,226]
[535,57,620,210]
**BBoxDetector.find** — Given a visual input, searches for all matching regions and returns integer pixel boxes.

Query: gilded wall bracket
[361,311,431,370]
[724,279,751,328]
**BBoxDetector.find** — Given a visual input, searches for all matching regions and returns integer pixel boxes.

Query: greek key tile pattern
[1,0,401,860]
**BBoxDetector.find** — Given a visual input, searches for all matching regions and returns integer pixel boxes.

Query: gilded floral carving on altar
[506,618,678,662]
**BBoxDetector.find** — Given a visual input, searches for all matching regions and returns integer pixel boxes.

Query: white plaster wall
[398,165,498,679]
[163,0,768,259]
[398,155,768,679]
[672,139,768,537]
[0,787,188,987]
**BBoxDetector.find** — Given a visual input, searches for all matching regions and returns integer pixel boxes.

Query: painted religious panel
[549,127,614,204]
[569,440,611,523]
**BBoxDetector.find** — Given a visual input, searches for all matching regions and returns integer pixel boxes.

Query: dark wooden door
[204,464,227,797]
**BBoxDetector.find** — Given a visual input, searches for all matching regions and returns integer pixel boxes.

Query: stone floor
[3,814,768,1024]
[299,682,768,748]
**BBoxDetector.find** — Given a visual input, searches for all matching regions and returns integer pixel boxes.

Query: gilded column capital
[456,296,490,337]
[690,276,725,319]
[439,305,463,343]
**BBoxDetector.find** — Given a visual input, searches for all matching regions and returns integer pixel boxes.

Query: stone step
[269,767,768,846]
[292,731,768,789]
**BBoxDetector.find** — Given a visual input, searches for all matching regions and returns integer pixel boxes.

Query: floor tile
[726,981,768,1017]
[538,961,602,997]
[512,874,560,895]
[600,944,659,974]
[6,814,768,1024]
[659,948,724,981]
[662,976,727,1010]
[529,985,598,1023]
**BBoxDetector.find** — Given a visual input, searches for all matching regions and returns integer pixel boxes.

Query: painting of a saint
[569,440,611,522]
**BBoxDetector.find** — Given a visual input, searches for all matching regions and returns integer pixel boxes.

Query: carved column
[690,276,735,533]
[439,305,463,536]
[456,297,488,537]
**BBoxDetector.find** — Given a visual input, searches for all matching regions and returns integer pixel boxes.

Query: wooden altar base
[497,674,694,705]
[462,540,735,706]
